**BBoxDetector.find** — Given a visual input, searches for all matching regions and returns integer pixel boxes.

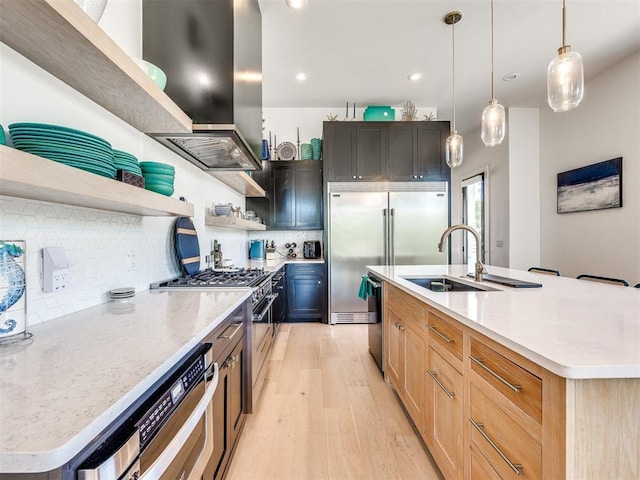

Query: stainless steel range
[151,267,277,406]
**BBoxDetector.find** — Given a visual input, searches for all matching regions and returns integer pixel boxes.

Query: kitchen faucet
[438,225,487,281]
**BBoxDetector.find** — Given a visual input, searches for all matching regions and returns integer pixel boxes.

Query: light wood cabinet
[384,284,426,431]
[383,283,565,480]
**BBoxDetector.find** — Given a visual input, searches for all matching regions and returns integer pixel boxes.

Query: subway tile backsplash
[249,230,323,260]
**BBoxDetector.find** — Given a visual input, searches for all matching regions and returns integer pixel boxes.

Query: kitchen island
[0,288,251,475]
[369,264,639,480]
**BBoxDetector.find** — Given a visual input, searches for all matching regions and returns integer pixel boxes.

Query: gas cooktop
[151,268,270,289]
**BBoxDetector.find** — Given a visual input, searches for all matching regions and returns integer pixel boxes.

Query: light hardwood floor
[226,323,443,480]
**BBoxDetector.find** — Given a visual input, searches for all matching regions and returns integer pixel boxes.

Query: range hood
[148,125,261,171]
[143,0,262,171]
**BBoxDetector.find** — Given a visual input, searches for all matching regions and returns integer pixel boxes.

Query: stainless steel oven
[77,345,218,480]
[251,275,278,401]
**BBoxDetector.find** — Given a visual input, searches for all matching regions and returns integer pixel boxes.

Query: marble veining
[368,264,640,379]
[0,288,251,473]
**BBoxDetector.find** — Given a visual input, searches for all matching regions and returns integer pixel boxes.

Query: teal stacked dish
[300,143,312,160]
[8,122,115,178]
[113,150,142,175]
[139,161,175,196]
[0,124,6,146]
[310,138,322,160]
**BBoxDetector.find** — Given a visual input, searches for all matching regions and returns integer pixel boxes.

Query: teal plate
[11,135,114,156]
[16,147,115,166]
[145,183,174,196]
[0,125,6,146]
[25,151,116,171]
[139,165,175,175]
[15,144,115,162]
[52,160,116,178]
[142,172,174,183]
[8,123,111,146]
[139,161,175,171]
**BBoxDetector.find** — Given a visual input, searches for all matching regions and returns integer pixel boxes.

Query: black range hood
[143,0,262,171]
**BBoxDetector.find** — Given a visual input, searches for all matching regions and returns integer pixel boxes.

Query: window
[461,173,485,267]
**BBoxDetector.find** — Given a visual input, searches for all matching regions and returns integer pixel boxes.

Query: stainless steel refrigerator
[328,182,449,325]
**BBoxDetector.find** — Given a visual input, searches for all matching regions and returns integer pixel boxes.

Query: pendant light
[547,0,584,112]
[481,0,505,147]
[445,11,463,168]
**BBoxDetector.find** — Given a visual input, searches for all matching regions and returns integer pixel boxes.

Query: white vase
[74,0,108,23]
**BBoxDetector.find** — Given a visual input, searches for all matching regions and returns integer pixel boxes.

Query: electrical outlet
[128,251,138,271]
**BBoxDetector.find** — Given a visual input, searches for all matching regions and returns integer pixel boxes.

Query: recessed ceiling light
[295,72,308,81]
[286,0,305,9]
[502,72,520,81]
[407,73,423,81]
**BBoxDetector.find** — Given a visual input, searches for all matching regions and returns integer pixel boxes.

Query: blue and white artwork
[0,241,26,339]
[557,158,622,214]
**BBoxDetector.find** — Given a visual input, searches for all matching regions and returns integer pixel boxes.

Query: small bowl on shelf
[214,204,232,216]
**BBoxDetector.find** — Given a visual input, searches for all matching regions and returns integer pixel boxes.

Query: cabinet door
[403,323,426,430]
[286,264,325,321]
[388,123,417,181]
[356,123,386,181]
[417,122,449,180]
[294,161,323,229]
[426,345,464,480]
[229,338,245,439]
[385,310,404,391]
[323,122,356,181]
[207,361,230,480]
[270,163,295,228]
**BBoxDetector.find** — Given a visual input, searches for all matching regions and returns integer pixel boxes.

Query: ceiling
[259,0,640,134]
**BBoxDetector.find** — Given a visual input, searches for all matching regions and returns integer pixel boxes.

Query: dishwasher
[366,274,384,374]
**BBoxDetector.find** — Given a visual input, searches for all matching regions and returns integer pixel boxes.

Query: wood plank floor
[226,323,443,480]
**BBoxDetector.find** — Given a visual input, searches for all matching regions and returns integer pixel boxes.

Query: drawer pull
[469,418,523,476]
[218,322,243,340]
[427,371,455,399]
[427,324,453,343]
[469,355,522,393]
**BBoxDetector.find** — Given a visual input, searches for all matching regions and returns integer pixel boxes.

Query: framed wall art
[557,157,622,214]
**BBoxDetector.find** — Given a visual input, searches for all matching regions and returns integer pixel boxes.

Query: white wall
[508,108,541,270]
[539,50,640,282]
[0,2,251,326]
[450,122,510,267]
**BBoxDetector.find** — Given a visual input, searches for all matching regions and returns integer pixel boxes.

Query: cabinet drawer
[385,284,426,329]
[470,384,541,480]
[426,310,463,361]
[287,263,323,276]
[470,338,542,423]
[470,445,503,480]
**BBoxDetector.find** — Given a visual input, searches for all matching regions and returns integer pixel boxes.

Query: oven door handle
[253,293,278,322]
[138,362,219,480]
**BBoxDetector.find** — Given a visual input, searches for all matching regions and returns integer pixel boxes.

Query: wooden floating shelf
[205,215,266,231]
[0,146,194,217]
[0,0,192,134]
[210,172,266,197]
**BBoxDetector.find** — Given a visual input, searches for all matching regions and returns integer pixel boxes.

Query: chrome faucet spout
[438,224,486,281]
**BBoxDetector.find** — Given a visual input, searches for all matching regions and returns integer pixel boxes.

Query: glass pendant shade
[547,47,584,112]
[446,132,464,168]
[481,99,506,147]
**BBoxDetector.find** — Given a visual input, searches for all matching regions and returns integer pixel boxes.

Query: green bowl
[142,172,174,184]
[134,59,167,91]
[145,183,174,196]
[0,125,6,146]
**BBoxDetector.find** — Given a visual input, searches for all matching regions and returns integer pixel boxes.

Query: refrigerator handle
[390,208,395,265]
[383,208,388,265]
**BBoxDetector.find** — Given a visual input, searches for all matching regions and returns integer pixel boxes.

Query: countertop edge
[0,290,252,474]
[368,266,640,380]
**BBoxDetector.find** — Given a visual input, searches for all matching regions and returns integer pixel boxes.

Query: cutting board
[174,217,200,275]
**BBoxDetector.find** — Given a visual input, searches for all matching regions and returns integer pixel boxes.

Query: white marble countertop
[0,288,251,474]
[368,264,640,379]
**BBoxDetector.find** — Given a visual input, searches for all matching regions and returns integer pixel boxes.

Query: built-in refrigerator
[328,182,449,325]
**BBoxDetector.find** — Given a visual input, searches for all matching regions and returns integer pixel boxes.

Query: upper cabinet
[323,121,451,183]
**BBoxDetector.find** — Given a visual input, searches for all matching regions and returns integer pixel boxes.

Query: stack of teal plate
[139,161,175,196]
[8,122,115,178]
[300,143,312,160]
[113,150,142,175]
[310,138,322,160]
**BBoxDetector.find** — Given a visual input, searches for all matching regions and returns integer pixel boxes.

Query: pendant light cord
[562,0,567,47]
[452,20,456,131]
[490,0,495,100]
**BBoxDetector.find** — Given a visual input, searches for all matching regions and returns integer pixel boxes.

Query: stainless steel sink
[402,275,499,292]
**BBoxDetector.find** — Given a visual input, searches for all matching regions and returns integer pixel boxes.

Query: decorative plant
[327,113,339,121]
[401,101,418,121]
[423,112,436,121]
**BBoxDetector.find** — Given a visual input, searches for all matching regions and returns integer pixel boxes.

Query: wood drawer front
[470,338,542,423]
[470,384,541,480]
[470,445,503,480]
[426,346,464,480]
[426,310,463,361]
[385,284,426,329]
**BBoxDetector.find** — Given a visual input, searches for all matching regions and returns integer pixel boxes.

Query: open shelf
[205,215,266,231]
[0,146,194,217]
[210,172,266,197]
[0,0,192,134]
